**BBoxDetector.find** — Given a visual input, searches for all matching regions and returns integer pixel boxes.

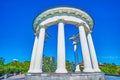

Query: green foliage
[0,60,30,76]
[100,63,120,75]
[0,56,120,76]
[69,62,76,72]
[66,60,71,72]
[80,66,84,71]
[0,57,5,76]
[0,57,5,65]
[42,56,56,72]
[117,66,120,74]
[0,65,4,76]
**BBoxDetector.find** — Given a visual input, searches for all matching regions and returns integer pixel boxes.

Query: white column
[28,35,38,73]
[87,31,101,72]
[78,23,93,72]
[32,26,46,73]
[56,20,67,73]
[73,41,80,72]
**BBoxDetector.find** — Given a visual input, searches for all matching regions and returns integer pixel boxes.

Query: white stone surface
[73,41,81,72]
[28,36,38,73]
[73,41,77,51]
[32,27,46,73]
[25,72,105,80]
[33,7,94,32]
[78,24,93,72]
[87,32,101,72]
[75,64,80,72]
[40,16,90,31]
[28,7,101,74]
[56,21,67,73]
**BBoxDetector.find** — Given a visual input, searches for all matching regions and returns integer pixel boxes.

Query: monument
[69,34,80,72]
[25,7,105,80]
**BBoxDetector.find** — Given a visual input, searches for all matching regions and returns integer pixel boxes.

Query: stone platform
[25,72,105,80]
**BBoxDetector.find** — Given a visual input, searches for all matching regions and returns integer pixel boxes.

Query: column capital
[36,25,47,36]
[39,25,47,29]
[88,30,92,33]
[36,26,40,32]
[34,33,39,38]
[77,23,86,27]
[86,31,92,34]
[58,19,65,23]
[35,26,40,35]
[36,25,47,31]
[73,41,78,45]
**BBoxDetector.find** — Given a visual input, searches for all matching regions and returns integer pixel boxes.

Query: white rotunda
[28,7,101,74]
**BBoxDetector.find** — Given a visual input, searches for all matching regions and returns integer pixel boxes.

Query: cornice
[33,7,94,31]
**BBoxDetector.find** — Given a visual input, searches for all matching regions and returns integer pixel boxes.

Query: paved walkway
[3,74,25,80]
[2,74,120,80]
[9,74,25,79]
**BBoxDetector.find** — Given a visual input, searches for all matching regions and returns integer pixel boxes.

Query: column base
[93,68,101,72]
[75,70,81,72]
[75,65,81,72]
[28,69,42,73]
[28,70,33,73]
[55,68,68,73]
[25,72,105,80]
[83,68,94,72]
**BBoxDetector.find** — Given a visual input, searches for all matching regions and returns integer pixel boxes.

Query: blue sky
[0,0,120,65]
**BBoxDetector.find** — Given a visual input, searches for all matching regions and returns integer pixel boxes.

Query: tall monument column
[87,31,101,72]
[73,41,80,72]
[78,23,93,72]
[28,35,38,73]
[32,26,46,73]
[56,20,67,73]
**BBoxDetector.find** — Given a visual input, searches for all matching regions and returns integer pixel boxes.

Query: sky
[0,0,120,65]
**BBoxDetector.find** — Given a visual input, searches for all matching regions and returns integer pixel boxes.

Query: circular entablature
[33,7,94,32]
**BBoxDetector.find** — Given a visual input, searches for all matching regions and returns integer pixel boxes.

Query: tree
[0,65,4,76]
[0,57,5,65]
[66,60,71,72]
[100,63,118,74]
[0,57,5,76]
[42,56,56,72]
[117,66,120,74]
